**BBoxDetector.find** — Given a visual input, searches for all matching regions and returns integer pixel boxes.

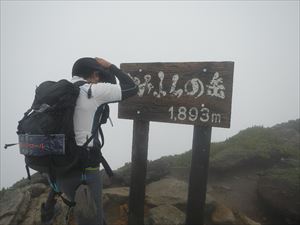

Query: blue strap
[49,181,60,193]
[81,169,87,185]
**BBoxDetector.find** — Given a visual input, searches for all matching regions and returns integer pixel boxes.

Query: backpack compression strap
[82,104,106,148]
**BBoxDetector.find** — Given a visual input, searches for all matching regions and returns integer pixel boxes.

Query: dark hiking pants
[48,169,104,225]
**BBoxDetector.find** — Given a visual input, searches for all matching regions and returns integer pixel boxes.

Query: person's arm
[96,58,138,100]
[108,65,138,100]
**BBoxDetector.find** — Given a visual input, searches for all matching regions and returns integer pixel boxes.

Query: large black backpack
[15,79,112,179]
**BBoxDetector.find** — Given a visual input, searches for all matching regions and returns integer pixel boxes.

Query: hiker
[41,57,138,225]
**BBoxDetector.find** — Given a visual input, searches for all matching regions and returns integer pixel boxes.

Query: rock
[20,190,69,225]
[103,177,216,210]
[0,215,14,225]
[20,191,47,225]
[257,170,300,224]
[103,192,110,207]
[211,204,262,225]
[205,194,217,216]
[234,211,261,225]
[221,185,232,191]
[212,184,232,191]
[23,183,48,198]
[108,203,129,225]
[205,193,217,205]
[211,202,236,225]
[11,172,48,189]
[145,177,188,207]
[102,187,130,225]
[145,177,217,216]
[103,187,129,206]
[145,205,185,225]
[0,188,31,225]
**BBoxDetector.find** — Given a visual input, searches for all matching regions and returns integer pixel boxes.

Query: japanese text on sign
[118,62,234,128]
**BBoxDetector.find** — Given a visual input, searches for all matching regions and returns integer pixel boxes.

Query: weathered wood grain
[118,62,234,128]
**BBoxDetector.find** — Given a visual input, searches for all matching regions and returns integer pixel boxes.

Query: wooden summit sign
[118,62,234,127]
[118,61,234,225]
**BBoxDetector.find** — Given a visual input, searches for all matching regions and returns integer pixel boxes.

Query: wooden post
[128,119,150,225]
[185,125,212,225]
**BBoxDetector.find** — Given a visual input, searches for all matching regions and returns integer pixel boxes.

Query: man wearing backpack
[41,57,138,225]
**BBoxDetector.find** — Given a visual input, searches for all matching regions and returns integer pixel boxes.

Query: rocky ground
[208,168,285,225]
[170,164,299,225]
[0,172,262,225]
[2,119,299,225]
[0,160,299,225]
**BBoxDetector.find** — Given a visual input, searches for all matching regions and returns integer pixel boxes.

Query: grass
[264,166,300,191]
[154,119,299,171]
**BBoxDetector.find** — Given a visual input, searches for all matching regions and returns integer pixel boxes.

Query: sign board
[118,62,234,128]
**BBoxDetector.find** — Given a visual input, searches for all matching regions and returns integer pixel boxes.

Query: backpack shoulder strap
[82,104,106,148]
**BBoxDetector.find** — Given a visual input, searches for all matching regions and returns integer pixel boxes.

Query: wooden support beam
[185,125,212,225]
[128,120,150,225]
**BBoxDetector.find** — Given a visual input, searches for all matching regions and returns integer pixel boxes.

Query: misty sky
[1,1,299,188]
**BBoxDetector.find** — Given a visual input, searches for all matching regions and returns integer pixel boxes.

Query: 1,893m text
[168,105,222,124]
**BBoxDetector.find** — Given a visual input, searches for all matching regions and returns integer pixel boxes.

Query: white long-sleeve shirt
[71,76,122,146]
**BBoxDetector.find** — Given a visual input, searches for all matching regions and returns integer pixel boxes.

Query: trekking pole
[4,143,19,149]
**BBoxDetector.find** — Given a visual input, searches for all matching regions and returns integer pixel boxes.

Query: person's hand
[95,57,112,69]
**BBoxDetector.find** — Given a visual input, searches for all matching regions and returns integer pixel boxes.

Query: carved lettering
[130,71,226,99]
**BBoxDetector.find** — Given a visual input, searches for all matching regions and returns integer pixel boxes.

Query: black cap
[72,57,105,77]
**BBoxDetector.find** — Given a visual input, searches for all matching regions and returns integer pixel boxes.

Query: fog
[1,1,299,188]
